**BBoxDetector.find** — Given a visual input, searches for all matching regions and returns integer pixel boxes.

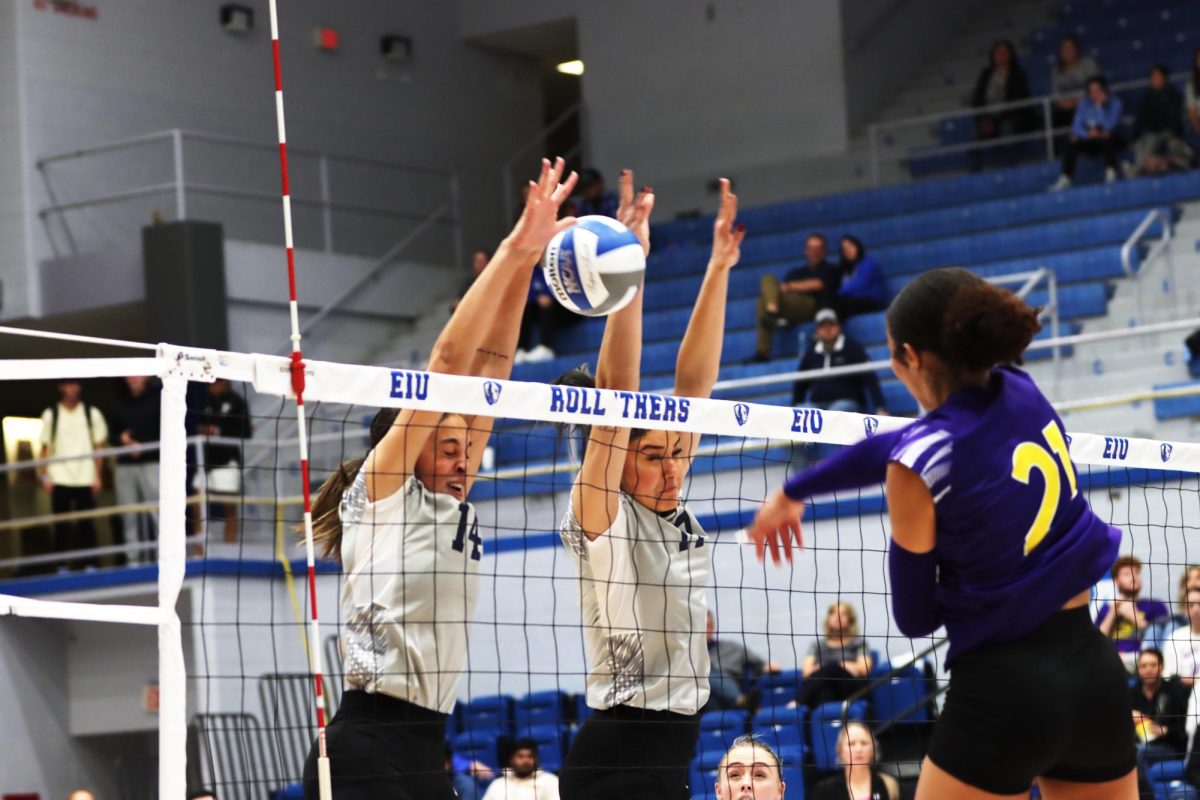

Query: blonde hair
[1180,565,1200,610]
[837,721,879,766]
[823,601,860,639]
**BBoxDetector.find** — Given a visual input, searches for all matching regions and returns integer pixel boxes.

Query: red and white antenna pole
[267,2,331,797]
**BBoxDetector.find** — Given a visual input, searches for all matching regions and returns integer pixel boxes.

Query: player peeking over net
[555,175,746,800]
[299,158,578,800]
[750,267,1137,799]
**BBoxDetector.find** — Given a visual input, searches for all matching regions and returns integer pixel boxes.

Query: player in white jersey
[556,175,746,800]
[301,158,579,800]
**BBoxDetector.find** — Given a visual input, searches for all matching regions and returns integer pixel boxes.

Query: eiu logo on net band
[734,403,750,427]
[483,381,502,406]
[1162,443,1174,463]
[863,416,880,438]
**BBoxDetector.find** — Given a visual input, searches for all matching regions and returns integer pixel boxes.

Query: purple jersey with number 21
[888,366,1121,664]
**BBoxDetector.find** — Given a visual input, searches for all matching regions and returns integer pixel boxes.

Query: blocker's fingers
[548,157,566,194]
[619,169,634,208]
[767,530,782,566]
[781,523,795,564]
[751,523,767,564]
[552,171,579,204]
[553,216,578,234]
[536,158,552,190]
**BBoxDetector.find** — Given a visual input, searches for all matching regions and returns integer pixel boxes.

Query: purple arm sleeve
[889,540,940,637]
[782,428,906,501]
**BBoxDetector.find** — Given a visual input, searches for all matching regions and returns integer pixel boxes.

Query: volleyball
[541,215,645,317]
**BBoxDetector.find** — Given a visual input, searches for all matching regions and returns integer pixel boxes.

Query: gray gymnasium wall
[0,2,29,321]
[6,0,544,320]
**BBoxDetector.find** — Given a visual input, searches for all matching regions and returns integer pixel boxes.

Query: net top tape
[0,347,1191,475]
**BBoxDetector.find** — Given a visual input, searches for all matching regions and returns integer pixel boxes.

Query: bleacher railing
[1122,207,1175,321]
[37,128,463,266]
[866,72,1188,185]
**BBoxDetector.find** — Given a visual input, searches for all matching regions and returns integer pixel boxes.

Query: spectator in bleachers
[39,381,108,571]
[705,610,781,713]
[1145,564,1200,651]
[1131,648,1189,790]
[791,309,888,416]
[1050,75,1124,191]
[752,233,840,362]
[1129,65,1194,177]
[794,601,873,710]
[452,249,491,313]
[970,39,1034,171]
[713,734,786,800]
[574,168,619,218]
[834,235,886,319]
[1097,555,1171,672]
[517,265,578,364]
[481,738,560,800]
[111,376,161,564]
[1051,36,1102,132]
[198,378,252,544]
[1163,588,1200,687]
[445,742,484,800]
[810,722,900,800]
[1187,49,1200,136]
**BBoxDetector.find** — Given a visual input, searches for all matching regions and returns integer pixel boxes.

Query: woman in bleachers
[1129,65,1193,177]
[810,722,900,800]
[1186,48,1200,136]
[793,601,873,711]
[1051,36,1102,133]
[970,40,1034,171]
[834,235,886,319]
[713,735,787,800]
[554,175,746,800]
[1050,75,1124,190]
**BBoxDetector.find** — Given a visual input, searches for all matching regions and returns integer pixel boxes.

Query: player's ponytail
[887,267,1040,375]
[304,408,400,562]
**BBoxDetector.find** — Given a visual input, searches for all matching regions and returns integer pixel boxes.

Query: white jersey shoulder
[561,492,712,714]
[338,468,482,714]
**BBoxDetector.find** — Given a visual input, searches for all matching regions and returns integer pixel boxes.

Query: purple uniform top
[886,366,1120,663]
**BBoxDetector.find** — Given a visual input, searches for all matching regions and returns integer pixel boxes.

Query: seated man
[1163,587,1200,687]
[752,233,841,362]
[1097,555,1171,673]
[791,309,887,415]
[481,738,560,800]
[705,610,781,713]
[1130,648,1189,792]
[1129,64,1193,177]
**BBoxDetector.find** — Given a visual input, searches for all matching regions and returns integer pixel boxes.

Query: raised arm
[571,170,653,540]
[369,158,577,501]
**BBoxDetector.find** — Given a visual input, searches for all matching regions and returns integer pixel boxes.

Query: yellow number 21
[1011,421,1079,556]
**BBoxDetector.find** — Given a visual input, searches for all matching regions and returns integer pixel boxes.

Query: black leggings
[1062,135,1124,177]
[559,705,700,800]
[798,663,868,710]
[302,690,453,800]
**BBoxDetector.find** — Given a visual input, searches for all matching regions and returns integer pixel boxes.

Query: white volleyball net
[2,343,1199,799]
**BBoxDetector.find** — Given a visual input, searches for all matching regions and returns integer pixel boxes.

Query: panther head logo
[1162,443,1174,463]
[863,417,880,438]
[734,403,750,427]
[483,381,502,406]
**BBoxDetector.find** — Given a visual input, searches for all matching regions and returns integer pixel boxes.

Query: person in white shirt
[557,176,746,800]
[39,380,108,570]
[481,739,560,800]
[1163,588,1200,686]
[299,159,579,800]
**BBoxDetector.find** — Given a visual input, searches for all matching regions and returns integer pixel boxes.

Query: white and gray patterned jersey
[561,492,712,715]
[338,468,482,715]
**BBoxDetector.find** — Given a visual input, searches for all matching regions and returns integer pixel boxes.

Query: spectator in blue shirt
[517,267,579,363]
[834,235,887,319]
[791,308,887,415]
[574,167,619,218]
[1050,75,1124,190]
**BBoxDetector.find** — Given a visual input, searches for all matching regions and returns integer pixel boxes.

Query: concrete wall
[0,2,31,320]
[9,0,544,321]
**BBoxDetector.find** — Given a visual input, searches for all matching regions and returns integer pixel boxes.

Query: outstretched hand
[616,168,654,257]
[709,177,745,271]
[508,157,578,254]
[746,488,804,565]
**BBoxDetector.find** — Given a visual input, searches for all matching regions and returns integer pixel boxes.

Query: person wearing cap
[752,233,841,362]
[791,308,887,415]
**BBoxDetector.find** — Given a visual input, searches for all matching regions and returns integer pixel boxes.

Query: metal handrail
[840,638,947,736]
[502,102,584,224]
[1121,207,1172,279]
[867,71,1189,185]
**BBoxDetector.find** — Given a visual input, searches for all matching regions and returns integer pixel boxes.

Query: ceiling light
[556,60,584,76]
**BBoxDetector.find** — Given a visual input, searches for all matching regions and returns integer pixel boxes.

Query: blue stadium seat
[461,694,514,736]
[699,709,749,735]
[1153,382,1200,420]
[513,690,569,732]
[809,700,867,773]
[451,729,502,771]
[869,663,930,726]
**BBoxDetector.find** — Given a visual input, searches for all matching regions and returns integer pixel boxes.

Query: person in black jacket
[111,375,162,564]
[1130,65,1194,177]
[199,378,252,543]
[791,309,887,415]
[970,39,1034,171]
[1131,648,1190,796]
